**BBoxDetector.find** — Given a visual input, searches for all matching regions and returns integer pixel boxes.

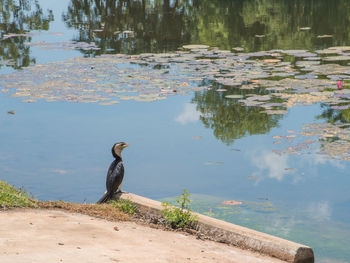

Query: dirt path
[0,209,284,263]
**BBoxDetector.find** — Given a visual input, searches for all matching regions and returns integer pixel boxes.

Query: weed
[109,199,137,214]
[0,180,37,208]
[161,190,197,229]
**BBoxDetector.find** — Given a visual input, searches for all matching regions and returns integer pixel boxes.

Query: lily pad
[222,200,243,205]
[232,47,244,52]
[322,56,350,62]
[317,35,333,38]
[329,46,350,52]
[300,27,311,31]
[183,44,209,49]
[263,59,281,63]
[315,49,340,55]
[265,110,288,115]
[225,94,243,99]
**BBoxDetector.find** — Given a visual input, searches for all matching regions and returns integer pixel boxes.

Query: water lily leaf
[280,50,308,55]
[315,49,340,55]
[295,74,318,79]
[329,46,350,52]
[317,34,333,38]
[331,105,350,110]
[182,44,209,49]
[230,148,241,151]
[225,95,243,99]
[284,168,297,172]
[100,101,120,105]
[263,59,281,63]
[322,56,350,62]
[222,200,243,205]
[232,47,244,52]
[265,110,288,115]
[295,61,320,68]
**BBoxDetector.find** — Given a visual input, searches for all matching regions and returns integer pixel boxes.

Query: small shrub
[109,199,137,214]
[161,190,197,229]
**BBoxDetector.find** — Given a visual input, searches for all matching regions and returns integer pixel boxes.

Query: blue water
[1,1,350,262]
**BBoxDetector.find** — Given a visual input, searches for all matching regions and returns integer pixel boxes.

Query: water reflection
[1,1,350,262]
[0,0,54,68]
[175,103,201,124]
[250,150,289,181]
[63,0,350,55]
[308,201,332,221]
[191,87,282,145]
[318,104,350,124]
[62,0,192,54]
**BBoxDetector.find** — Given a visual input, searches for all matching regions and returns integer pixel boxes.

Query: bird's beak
[122,143,129,149]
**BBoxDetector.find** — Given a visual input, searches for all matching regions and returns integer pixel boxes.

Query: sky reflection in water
[1,0,350,262]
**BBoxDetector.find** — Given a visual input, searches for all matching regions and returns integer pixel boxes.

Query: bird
[97,142,128,204]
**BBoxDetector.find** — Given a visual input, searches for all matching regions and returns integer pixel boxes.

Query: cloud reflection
[250,149,345,183]
[308,201,332,221]
[251,151,289,181]
[303,153,345,170]
[175,103,201,124]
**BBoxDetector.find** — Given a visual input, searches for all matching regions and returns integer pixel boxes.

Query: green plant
[109,199,137,214]
[0,180,37,208]
[161,190,197,229]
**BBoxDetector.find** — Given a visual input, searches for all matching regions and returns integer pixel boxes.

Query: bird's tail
[97,192,111,204]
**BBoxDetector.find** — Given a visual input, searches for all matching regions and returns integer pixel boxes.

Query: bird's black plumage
[97,142,127,204]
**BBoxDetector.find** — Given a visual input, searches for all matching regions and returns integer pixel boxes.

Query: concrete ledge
[114,192,314,263]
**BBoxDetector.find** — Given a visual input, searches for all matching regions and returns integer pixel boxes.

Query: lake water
[1,1,350,262]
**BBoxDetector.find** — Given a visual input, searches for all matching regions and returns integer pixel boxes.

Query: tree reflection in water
[317,103,350,124]
[63,0,193,54]
[0,0,53,69]
[63,0,350,55]
[192,86,282,145]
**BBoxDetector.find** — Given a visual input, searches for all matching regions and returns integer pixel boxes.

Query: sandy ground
[0,209,285,263]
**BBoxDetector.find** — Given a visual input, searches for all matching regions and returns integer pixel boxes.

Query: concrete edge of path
[114,192,314,263]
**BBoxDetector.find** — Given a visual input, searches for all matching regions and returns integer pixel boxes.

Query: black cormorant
[97,142,128,204]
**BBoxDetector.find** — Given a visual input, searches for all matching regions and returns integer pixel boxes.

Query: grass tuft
[0,180,131,221]
[0,181,37,209]
[108,199,137,214]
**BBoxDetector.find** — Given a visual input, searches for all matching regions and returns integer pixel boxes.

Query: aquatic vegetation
[0,44,349,108]
[270,120,350,162]
[25,41,101,51]
[221,200,243,205]
[1,44,350,161]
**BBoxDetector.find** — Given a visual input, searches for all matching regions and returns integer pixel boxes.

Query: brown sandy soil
[0,209,285,263]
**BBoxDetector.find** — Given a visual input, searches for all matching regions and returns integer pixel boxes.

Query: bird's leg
[116,183,123,193]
